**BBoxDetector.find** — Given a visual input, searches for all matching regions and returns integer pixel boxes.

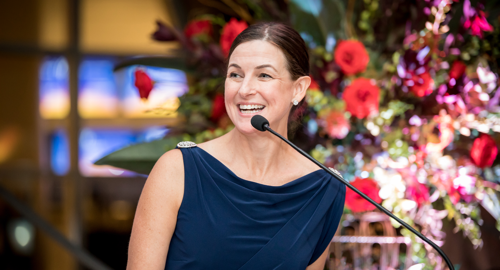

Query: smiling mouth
[238,104,265,114]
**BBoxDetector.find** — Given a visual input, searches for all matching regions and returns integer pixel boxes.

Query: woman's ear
[293,76,311,102]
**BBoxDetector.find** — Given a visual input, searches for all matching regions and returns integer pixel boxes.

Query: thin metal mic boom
[251,115,454,270]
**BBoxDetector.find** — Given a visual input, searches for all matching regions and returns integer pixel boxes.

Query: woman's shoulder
[142,148,185,208]
[155,148,184,174]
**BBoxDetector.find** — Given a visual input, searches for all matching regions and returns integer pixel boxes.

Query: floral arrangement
[98,0,500,268]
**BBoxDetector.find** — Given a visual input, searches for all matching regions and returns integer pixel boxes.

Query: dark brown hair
[226,22,309,133]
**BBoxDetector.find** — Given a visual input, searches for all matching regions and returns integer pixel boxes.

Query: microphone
[251,115,269,132]
[251,115,454,270]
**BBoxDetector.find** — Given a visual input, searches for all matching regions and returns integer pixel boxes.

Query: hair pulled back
[226,22,310,133]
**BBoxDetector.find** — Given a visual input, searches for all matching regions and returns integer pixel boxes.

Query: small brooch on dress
[177,141,197,148]
[328,167,344,180]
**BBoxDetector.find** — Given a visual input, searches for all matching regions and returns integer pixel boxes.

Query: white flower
[373,166,406,200]
[477,66,497,93]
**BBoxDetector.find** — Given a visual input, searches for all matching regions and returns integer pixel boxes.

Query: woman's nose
[238,78,258,97]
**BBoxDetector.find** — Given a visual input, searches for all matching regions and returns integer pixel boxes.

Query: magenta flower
[463,0,493,38]
[464,11,493,38]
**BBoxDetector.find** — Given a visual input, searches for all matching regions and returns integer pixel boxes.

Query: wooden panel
[80,0,179,54]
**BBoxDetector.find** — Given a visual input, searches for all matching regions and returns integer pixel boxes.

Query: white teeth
[238,104,265,114]
[239,104,264,110]
[240,109,263,114]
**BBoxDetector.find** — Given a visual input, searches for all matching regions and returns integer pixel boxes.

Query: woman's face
[225,40,309,135]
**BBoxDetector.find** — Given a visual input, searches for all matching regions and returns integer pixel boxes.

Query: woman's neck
[222,124,292,184]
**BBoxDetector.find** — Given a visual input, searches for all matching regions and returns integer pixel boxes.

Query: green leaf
[94,137,181,175]
[288,0,347,48]
[113,56,194,73]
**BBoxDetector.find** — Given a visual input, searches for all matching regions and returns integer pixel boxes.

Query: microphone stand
[260,122,454,270]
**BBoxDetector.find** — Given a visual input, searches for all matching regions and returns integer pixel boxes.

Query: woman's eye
[229,72,241,78]
[259,73,272,79]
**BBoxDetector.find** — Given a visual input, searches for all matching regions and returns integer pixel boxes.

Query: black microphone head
[251,115,269,132]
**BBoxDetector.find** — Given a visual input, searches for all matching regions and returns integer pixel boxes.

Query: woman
[127,22,346,270]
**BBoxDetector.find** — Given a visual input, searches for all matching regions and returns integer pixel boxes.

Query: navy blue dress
[165,145,346,269]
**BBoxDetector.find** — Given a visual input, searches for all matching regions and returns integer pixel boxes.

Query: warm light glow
[40,90,70,119]
[122,97,180,118]
[0,126,20,164]
[78,91,119,118]
[39,57,70,119]
[78,58,118,118]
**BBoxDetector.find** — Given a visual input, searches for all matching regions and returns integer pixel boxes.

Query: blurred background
[1,0,500,269]
[0,0,185,269]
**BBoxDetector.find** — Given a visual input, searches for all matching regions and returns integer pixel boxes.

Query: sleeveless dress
[165,145,346,270]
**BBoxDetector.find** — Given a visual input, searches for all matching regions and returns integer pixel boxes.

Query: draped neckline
[194,146,326,189]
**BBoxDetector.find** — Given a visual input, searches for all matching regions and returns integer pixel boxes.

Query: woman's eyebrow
[228,63,277,72]
[255,64,277,72]
[228,63,241,69]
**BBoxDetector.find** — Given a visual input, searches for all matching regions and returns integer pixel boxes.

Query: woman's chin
[232,122,263,136]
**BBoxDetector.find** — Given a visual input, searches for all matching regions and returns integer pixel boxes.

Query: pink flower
[323,111,350,139]
[406,183,430,207]
[453,174,476,203]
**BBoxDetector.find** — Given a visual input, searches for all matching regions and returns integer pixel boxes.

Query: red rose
[407,72,433,97]
[334,40,369,75]
[470,133,498,168]
[406,183,429,207]
[134,69,154,100]
[184,19,213,39]
[345,177,382,213]
[210,94,227,122]
[220,18,248,57]
[449,60,467,79]
[343,78,380,119]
